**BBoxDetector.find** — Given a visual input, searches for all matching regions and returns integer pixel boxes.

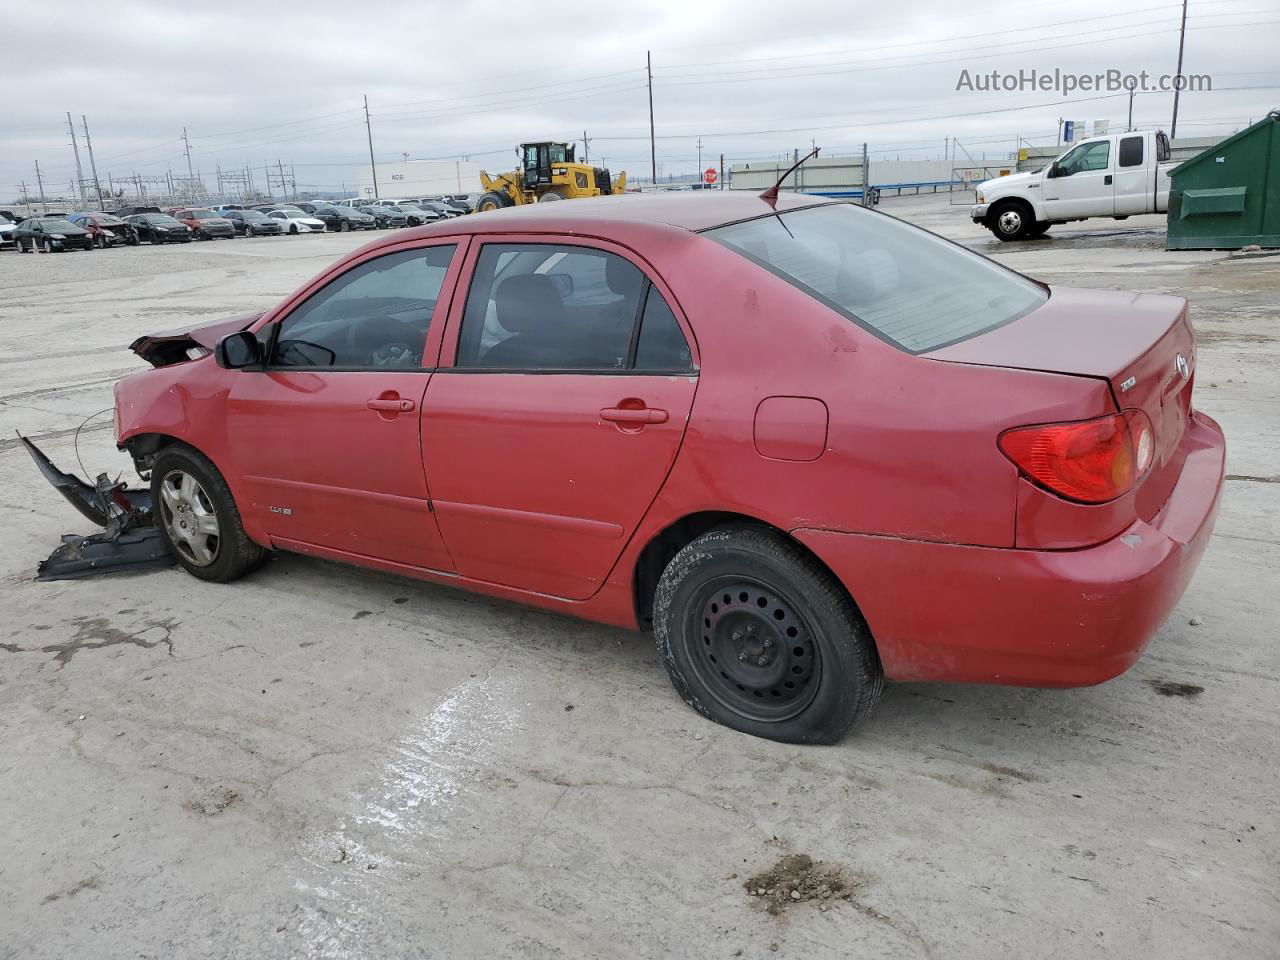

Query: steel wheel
[997,208,1023,236]
[158,469,221,567]
[683,575,821,722]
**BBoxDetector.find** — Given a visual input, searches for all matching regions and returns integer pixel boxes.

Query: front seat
[481,273,568,368]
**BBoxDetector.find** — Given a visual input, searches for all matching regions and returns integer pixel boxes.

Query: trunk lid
[927,286,1195,517]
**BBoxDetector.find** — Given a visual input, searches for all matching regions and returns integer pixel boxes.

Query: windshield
[145,215,182,225]
[706,203,1046,354]
[190,209,220,219]
[241,211,269,221]
[91,215,124,225]
[38,219,79,231]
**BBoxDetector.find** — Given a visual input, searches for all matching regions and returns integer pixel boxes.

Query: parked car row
[3,197,454,252]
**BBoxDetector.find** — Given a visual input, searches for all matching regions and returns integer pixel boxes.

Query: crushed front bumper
[21,434,173,579]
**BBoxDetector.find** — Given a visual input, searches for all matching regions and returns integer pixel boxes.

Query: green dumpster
[1167,109,1280,250]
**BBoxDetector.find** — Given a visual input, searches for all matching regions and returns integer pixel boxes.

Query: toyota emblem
[1175,354,1190,379]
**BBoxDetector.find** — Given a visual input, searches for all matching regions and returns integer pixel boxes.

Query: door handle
[600,406,668,424]
[368,397,415,412]
[1104,175,1113,185]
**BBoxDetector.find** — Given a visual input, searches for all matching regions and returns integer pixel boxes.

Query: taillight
[998,410,1154,504]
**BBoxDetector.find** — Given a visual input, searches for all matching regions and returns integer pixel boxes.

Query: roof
[370,190,841,249]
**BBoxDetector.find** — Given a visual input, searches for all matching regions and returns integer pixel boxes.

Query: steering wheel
[370,341,417,367]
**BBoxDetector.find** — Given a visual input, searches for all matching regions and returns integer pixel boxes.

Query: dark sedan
[69,212,139,248]
[14,217,94,252]
[310,205,378,232]
[223,209,283,237]
[356,204,408,228]
[124,213,193,244]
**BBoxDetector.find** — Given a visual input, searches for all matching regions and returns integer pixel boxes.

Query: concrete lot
[1,197,1276,960]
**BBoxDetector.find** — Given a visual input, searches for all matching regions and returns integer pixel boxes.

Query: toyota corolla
[103,191,1224,743]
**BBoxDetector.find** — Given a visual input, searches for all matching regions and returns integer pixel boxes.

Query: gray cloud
[3,0,1275,198]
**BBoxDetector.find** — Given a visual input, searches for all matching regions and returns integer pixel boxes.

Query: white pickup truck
[972,130,1177,241]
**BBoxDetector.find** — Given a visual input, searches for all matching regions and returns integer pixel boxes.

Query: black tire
[653,525,883,744]
[151,444,267,583]
[16,239,26,253]
[537,190,565,202]
[988,200,1035,241]
[94,234,105,249]
[1027,221,1051,238]
[475,190,512,212]
[339,220,350,232]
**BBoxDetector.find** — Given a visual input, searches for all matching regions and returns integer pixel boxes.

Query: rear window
[705,204,1046,353]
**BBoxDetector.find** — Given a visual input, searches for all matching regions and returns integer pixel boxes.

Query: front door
[225,240,464,571]
[1043,138,1115,219]
[421,238,699,600]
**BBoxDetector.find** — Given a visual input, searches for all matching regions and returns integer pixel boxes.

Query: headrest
[605,255,643,296]
[495,274,564,334]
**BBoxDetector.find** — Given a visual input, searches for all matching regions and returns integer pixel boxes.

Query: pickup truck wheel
[1028,221,1051,238]
[990,200,1034,241]
[151,445,267,583]
[653,525,883,744]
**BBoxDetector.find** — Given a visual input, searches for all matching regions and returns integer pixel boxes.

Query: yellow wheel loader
[475,142,626,212]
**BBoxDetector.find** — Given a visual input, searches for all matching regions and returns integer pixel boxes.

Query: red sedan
[113,192,1225,743]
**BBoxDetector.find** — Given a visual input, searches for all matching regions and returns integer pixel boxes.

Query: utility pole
[66,112,86,205]
[20,181,30,208]
[277,159,286,201]
[646,51,656,187]
[697,137,702,179]
[582,130,590,163]
[363,94,379,199]
[1127,82,1136,131]
[182,126,195,187]
[82,115,105,210]
[861,143,871,207]
[34,161,48,213]
[1170,0,1188,139]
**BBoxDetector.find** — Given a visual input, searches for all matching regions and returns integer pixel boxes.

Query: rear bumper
[795,411,1226,688]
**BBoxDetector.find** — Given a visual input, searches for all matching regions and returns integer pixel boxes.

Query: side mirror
[216,330,263,369]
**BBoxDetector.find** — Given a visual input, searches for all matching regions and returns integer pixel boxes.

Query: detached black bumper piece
[20,433,174,580]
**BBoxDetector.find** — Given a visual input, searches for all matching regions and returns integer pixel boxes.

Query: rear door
[225,238,466,570]
[1113,134,1150,215]
[1043,139,1115,218]
[420,236,699,600]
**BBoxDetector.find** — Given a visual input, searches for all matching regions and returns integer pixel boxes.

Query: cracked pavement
[0,202,1277,959]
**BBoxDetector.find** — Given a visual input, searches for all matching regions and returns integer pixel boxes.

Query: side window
[1079,141,1110,172]
[455,244,646,370]
[1156,132,1171,162]
[1118,136,1144,168]
[270,245,456,369]
[634,288,692,371]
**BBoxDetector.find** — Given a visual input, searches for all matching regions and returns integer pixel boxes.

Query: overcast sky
[4,0,1276,199]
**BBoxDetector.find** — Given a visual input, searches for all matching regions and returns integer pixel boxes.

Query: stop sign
[703,167,718,184]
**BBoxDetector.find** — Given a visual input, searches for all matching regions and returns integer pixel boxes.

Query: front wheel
[474,190,511,212]
[151,445,267,583]
[653,525,883,744]
[339,220,350,232]
[988,200,1035,241]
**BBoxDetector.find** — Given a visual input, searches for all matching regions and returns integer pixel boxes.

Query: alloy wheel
[158,469,221,566]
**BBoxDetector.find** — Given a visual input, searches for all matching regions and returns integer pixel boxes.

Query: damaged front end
[20,434,173,580]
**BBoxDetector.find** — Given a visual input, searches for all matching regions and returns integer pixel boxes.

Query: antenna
[759,147,820,207]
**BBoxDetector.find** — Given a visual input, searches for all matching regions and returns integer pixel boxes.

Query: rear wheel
[989,200,1035,241]
[475,190,511,212]
[653,525,883,744]
[151,445,267,583]
[537,190,565,202]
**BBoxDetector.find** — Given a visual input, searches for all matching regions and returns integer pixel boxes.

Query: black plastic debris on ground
[19,433,174,580]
